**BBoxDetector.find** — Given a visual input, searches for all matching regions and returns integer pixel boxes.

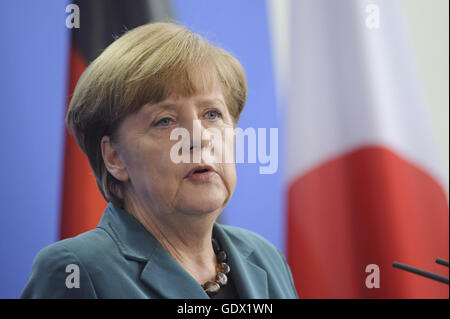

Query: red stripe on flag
[59,46,107,240]
[287,145,449,298]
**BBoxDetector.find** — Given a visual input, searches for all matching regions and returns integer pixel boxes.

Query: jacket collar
[213,225,269,298]
[98,203,268,298]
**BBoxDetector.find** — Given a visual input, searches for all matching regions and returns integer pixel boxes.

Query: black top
[210,272,239,299]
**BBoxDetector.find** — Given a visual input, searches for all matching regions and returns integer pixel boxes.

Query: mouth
[185,165,217,181]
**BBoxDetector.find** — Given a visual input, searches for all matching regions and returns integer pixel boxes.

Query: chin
[184,200,224,215]
[177,193,226,216]
[175,182,229,215]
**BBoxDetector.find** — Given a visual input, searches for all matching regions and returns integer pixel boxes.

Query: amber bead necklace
[202,238,230,297]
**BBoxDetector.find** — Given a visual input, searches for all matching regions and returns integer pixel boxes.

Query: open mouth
[194,168,209,174]
[185,165,216,179]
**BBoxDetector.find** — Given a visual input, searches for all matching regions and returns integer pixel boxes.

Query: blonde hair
[66,22,247,207]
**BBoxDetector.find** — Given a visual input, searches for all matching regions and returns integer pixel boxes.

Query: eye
[205,110,221,120]
[154,117,173,127]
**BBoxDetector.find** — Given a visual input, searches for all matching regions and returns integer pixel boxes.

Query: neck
[123,193,220,284]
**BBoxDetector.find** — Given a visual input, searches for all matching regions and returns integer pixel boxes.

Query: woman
[21,22,298,299]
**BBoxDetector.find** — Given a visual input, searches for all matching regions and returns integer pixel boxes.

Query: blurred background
[0,0,448,298]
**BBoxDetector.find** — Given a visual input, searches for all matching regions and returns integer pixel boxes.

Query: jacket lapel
[139,244,209,299]
[213,224,269,298]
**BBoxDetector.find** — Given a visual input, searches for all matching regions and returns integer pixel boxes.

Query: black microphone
[435,258,449,267]
[392,259,449,285]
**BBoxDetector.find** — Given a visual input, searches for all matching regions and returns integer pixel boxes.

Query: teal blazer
[21,203,298,299]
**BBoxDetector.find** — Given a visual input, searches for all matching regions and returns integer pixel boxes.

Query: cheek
[221,163,237,193]
[221,128,237,191]
[123,139,170,185]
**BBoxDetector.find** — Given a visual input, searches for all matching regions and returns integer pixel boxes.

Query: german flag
[60,0,172,240]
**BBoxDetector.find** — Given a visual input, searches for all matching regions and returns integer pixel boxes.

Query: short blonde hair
[66,22,247,207]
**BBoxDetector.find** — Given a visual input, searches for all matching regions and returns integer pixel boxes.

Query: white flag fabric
[284,0,448,298]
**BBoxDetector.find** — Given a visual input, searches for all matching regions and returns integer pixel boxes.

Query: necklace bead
[215,272,228,286]
[217,251,227,263]
[211,238,221,254]
[203,238,230,297]
[216,262,230,274]
[202,281,220,296]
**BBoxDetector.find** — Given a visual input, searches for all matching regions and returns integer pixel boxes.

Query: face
[104,89,237,218]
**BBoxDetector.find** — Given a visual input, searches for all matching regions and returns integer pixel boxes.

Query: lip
[185,165,218,182]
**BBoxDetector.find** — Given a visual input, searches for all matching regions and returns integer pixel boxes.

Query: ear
[101,136,129,182]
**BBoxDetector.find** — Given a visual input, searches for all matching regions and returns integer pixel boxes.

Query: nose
[188,119,211,152]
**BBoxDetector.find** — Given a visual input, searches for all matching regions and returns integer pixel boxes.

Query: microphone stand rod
[392,261,449,284]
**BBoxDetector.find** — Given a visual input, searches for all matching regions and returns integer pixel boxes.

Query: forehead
[171,64,225,98]
[134,63,226,107]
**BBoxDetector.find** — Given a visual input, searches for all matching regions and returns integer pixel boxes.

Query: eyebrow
[143,97,226,113]
[140,102,178,116]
